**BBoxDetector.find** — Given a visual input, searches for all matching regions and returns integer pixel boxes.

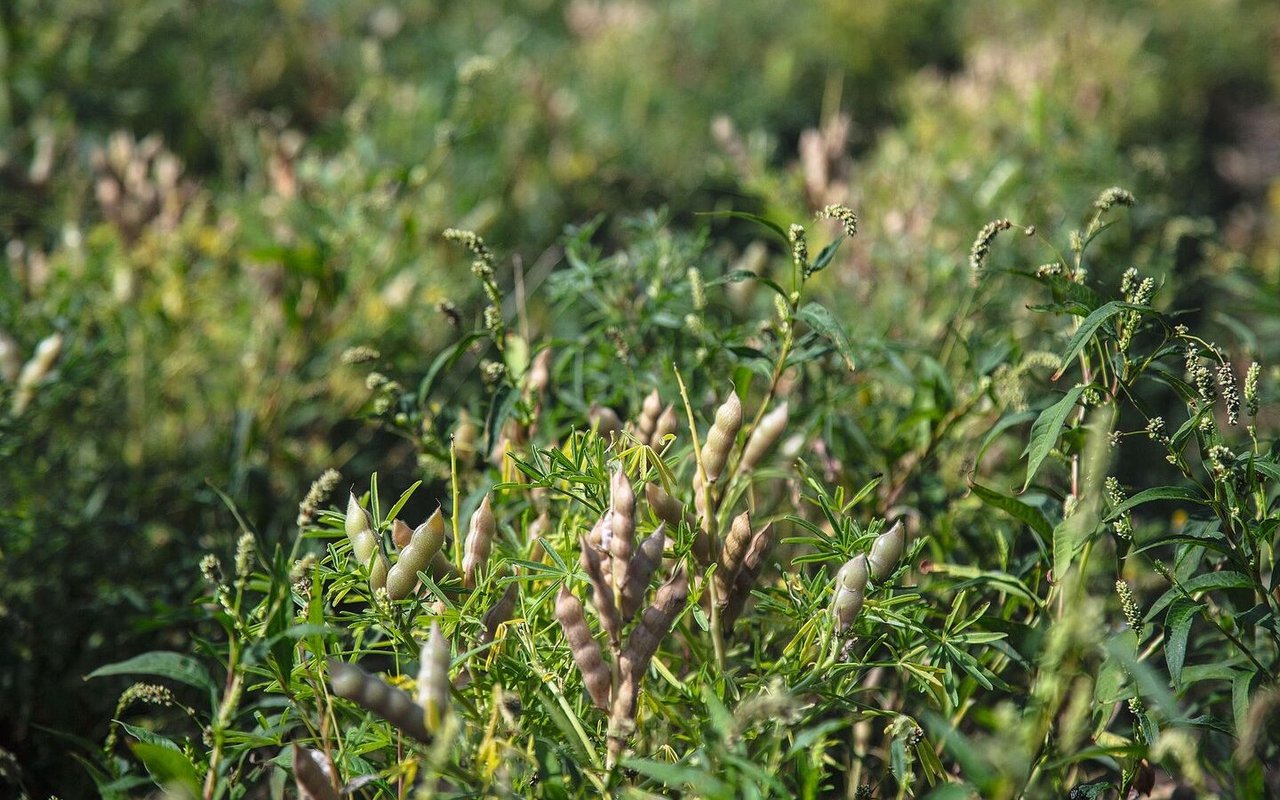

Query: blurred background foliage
[1,0,1278,795]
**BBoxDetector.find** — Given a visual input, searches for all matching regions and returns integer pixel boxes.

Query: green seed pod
[369,553,389,594]
[463,494,496,588]
[699,390,742,482]
[652,403,679,447]
[722,524,773,632]
[714,511,753,601]
[418,622,451,731]
[832,555,869,635]
[589,403,623,440]
[580,525,622,644]
[480,583,518,644]
[867,520,906,582]
[328,659,431,742]
[387,509,447,600]
[427,550,460,583]
[621,524,665,620]
[624,570,689,680]
[292,745,339,800]
[344,492,378,566]
[740,401,789,472]
[556,586,611,709]
[609,467,636,593]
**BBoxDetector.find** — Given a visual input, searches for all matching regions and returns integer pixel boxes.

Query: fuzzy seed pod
[417,623,451,731]
[645,482,684,529]
[556,586,611,709]
[624,571,689,680]
[292,745,339,800]
[329,659,431,742]
[621,525,665,620]
[589,403,623,440]
[463,494,496,588]
[634,389,663,446]
[867,520,906,583]
[480,584,518,644]
[427,551,460,583]
[453,410,479,463]
[652,403,679,448]
[387,509,447,600]
[715,512,753,601]
[740,401,789,472]
[608,467,636,592]
[832,555,869,635]
[369,554,389,594]
[580,528,622,643]
[723,524,773,632]
[699,390,742,482]
[392,518,414,549]
[526,347,552,396]
[344,492,379,566]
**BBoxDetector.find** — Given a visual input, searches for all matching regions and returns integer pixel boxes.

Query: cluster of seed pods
[344,494,460,600]
[831,520,906,635]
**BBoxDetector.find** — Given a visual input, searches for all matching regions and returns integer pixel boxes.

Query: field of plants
[3,1,1280,797]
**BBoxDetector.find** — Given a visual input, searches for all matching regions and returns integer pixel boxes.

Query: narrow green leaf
[130,741,201,798]
[970,482,1052,540]
[1165,599,1199,687]
[87,652,215,694]
[695,210,789,245]
[1051,301,1126,379]
[1145,571,1254,621]
[1021,385,1083,490]
[622,758,731,798]
[1104,485,1208,521]
[809,235,846,275]
[796,303,855,371]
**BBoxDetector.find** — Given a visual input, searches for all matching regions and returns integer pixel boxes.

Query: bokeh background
[2,0,1278,795]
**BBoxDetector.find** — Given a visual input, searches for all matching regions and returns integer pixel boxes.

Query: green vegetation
[2,1,1279,797]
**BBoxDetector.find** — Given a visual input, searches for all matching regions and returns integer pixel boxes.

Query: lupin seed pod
[462,494,496,588]
[580,529,622,643]
[722,524,774,632]
[453,410,479,463]
[588,403,623,440]
[624,571,689,680]
[386,509,447,600]
[608,467,636,593]
[867,520,906,582]
[652,403,679,447]
[526,347,551,396]
[418,623,451,731]
[329,659,431,742]
[344,492,378,566]
[832,555,870,635]
[392,518,414,549]
[480,583,518,644]
[369,554,389,594]
[556,586,611,709]
[292,745,339,800]
[635,389,662,446]
[645,482,684,529]
[528,511,552,561]
[740,401,789,472]
[699,390,742,482]
[715,511,754,601]
[621,524,666,620]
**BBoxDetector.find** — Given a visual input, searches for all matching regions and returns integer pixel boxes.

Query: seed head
[1218,361,1240,425]
[969,219,1012,283]
[1094,186,1136,212]
[818,204,858,238]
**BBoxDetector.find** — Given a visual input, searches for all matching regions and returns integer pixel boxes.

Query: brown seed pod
[462,494,496,588]
[427,550,460,584]
[453,410,479,463]
[621,524,666,620]
[715,512,753,601]
[526,347,552,396]
[645,482,684,529]
[740,401,790,472]
[867,520,906,582]
[344,492,378,566]
[392,518,414,549]
[652,403,679,447]
[722,524,774,632]
[480,583,518,644]
[588,403,623,440]
[292,745,339,800]
[832,555,869,635]
[699,390,742,482]
[556,586,611,709]
[624,570,689,680]
[608,669,639,763]
[634,389,662,446]
[387,509,447,600]
[608,467,636,593]
[329,659,431,742]
[417,623,451,731]
[580,523,622,643]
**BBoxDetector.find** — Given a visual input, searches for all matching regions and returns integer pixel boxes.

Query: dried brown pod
[329,659,430,742]
[480,583,518,644]
[292,745,339,800]
[832,555,869,635]
[715,512,753,601]
[526,347,552,396]
[580,527,622,644]
[623,570,689,681]
[556,586,611,709]
[867,520,906,582]
[453,410,479,463]
[699,390,742,482]
[652,403,679,447]
[621,525,666,620]
[387,509,447,600]
[645,482,684,529]
[722,524,774,632]
[588,403,623,439]
[740,401,789,472]
[608,467,636,593]
[462,494,496,588]
[634,389,662,446]
[417,622,451,731]
[392,518,414,549]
